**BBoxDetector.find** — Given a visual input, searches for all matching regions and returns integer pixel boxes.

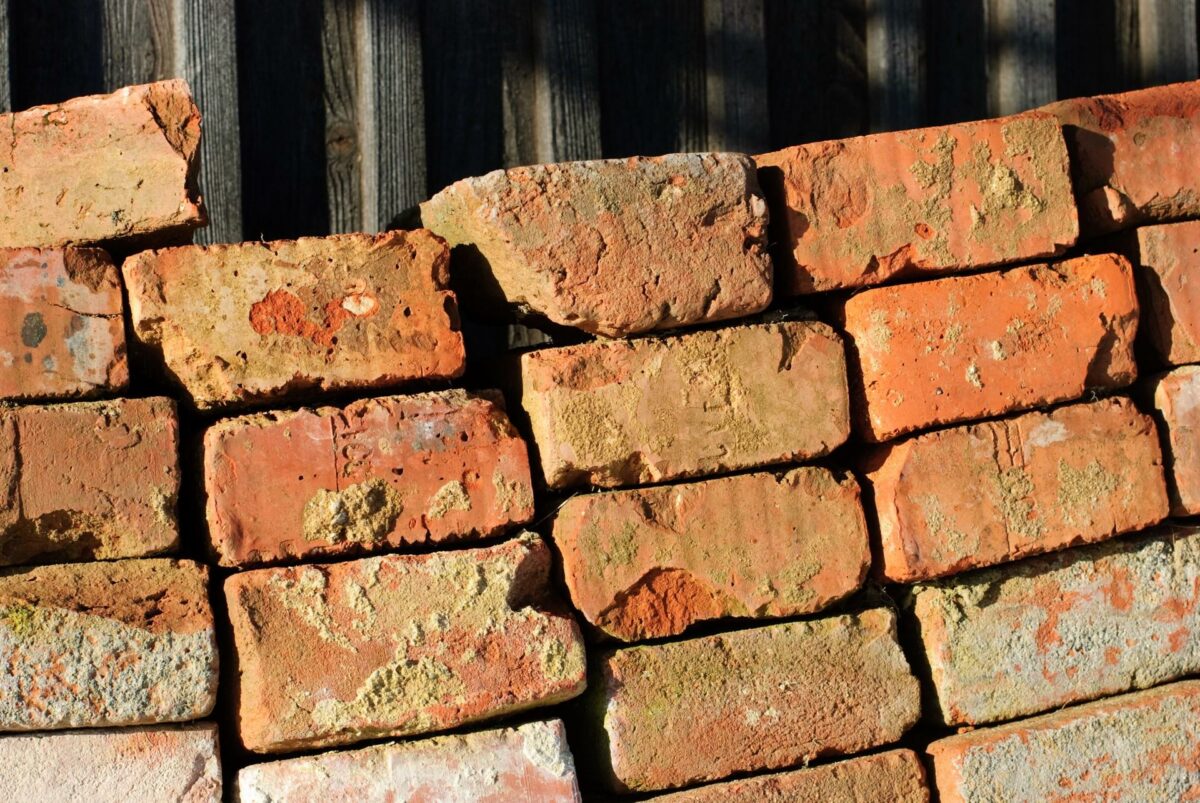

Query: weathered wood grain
[987,0,1057,114]
[705,0,769,151]
[867,0,925,131]
[1139,0,1199,84]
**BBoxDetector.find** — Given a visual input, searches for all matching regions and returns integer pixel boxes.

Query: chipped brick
[1135,219,1200,366]
[1151,366,1200,516]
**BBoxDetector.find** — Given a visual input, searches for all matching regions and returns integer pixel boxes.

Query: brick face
[420,154,771,337]
[842,253,1139,441]
[204,390,533,567]
[1152,366,1200,515]
[554,467,869,641]
[521,321,850,488]
[868,397,1168,582]
[1135,219,1200,366]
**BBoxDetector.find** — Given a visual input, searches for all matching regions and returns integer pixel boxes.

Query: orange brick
[0,81,205,248]
[649,749,929,802]
[123,230,464,409]
[590,607,920,792]
[421,154,771,337]
[910,527,1200,726]
[0,247,127,401]
[756,114,1076,294]
[0,398,180,567]
[1041,80,1200,235]
[205,390,533,567]
[928,681,1200,802]
[554,467,868,641]
[1135,219,1200,366]
[225,533,586,753]
[1151,366,1200,516]
[868,397,1167,582]
[842,253,1138,442]
[520,321,849,488]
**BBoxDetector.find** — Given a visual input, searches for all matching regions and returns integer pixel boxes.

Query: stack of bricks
[1,75,1199,802]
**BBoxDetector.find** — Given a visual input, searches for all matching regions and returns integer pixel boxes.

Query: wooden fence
[0,1,1196,245]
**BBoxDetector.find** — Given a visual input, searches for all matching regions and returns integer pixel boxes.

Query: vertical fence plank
[926,0,987,123]
[1056,0,1138,98]
[867,0,926,131]
[540,0,602,161]
[321,0,362,234]
[0,1,11,112]
[501,0,538,167]
[987,0,1058,115]
[101,0,174,89]
[1139,0,1199,84]
[9,1,102,108]
[704,0,769,152]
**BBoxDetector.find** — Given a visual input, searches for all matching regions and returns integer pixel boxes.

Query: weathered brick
[554,467,868,641]
[649,749,929,803]
[0,398,180,567]
[237,719,579,802]
[1041,80,1200,235]
[910,527,1200,726]
[0,81,205,249]
[225,532,586,753]
[123,230,465,409]
[755,114,1076,294]
[0,723,221,802]
[590,607,920,792]
[420,154,771,337]
[205,390,533,567]
[1135,219,1200,366]
[521,321,849,489]
[1152,366,1200,516]
[0,558,217,730]
[868,397,1167,582]
[0,247,127,400]
[927,680,1200,803]
[843,253,1138,442]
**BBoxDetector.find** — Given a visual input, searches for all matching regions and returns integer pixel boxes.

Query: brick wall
[1,77,1199,801]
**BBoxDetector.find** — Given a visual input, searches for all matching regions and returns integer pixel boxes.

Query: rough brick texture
[650,749,929,802]
[420,154,771,337]
[225,533,586,753]
[756,114,1076,294]
[0,723,221,803]
[843,253,1139,441]
[554,467,869,641]
[123,230,465,409]
[0,81,205,248]
[521,321,849,488]
[910,527,1200,726]
[928,680,1200,802]
[205,390,532,567]
[0,558,217,730]
[1041,81,1200,234]
[1,247,127,400]
[590,607,920,792]
[868,397,1167,582]
[1152,366,1200,515]
[236,720,580,802]
[1136,219,1200,366]
[0,397,180,567]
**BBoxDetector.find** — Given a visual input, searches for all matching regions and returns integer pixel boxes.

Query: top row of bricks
[1,78,1198,339]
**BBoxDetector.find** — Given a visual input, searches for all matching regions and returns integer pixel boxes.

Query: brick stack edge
[0,77,1197,802]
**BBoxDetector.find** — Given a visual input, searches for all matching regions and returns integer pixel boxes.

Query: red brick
[0,81,205,248]
[649,749,929,802]
[590,607,920,792]
[554,467,868,641]
[842,253,1139,442]
[0,723,221,802]
[520,321,849,489]
[0,247,127,400]
[236,720,579,802]
[421,154,771,337]
[0,398,180,567]
[868,397,1167,582]
[928,680,1200,803]
[1040,80,1200,235]
[1151,366,1200,516]
[0,558,217,730]
[755,114,1076,294]
[225,533,586,753]
[205,390,533,567]
[123,230,465,409]
[910,527,1200,726]
[1135,219,1200,366]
